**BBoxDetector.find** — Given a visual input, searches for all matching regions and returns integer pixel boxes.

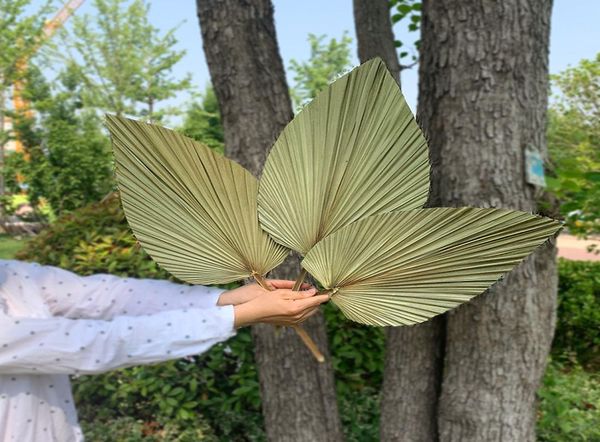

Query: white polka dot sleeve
[1,260,227,320]
[0,260,236,374]
[0,307,235,375]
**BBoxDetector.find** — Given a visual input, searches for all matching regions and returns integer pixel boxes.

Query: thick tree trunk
[380,318,444,441]
[356,0,556,440]
[352,4,444,440]
[196,2,343,441]
[352,0,401,83]
[418,1,557,440]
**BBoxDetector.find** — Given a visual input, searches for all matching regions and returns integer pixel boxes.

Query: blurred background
[0,1,598,441]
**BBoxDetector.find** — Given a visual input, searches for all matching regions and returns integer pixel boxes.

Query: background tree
[546,53,600,238]
[355,0,558,440]
[424,0,556,440]
[197,1,343,441]
[179,86,224,153]
[352,0,401,82]
[7,65,113,216]
[288,33,352,109]
[352,3,441,440]
[60,0,191,121]
[0,0,52,211]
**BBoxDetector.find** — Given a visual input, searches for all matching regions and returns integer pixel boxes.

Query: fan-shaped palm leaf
[258,58,430,255]
[302,207,561,326]
[106,115,288,285]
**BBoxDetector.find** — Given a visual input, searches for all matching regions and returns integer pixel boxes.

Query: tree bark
[418,1,557,440]
[356,0,556,440]
[196,2,343,441]
[352,3,444,440]
[352,0,401,84]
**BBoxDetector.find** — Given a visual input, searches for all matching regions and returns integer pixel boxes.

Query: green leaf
[258,58,430,255]
[105,115,288,285]
[302,207,562,326]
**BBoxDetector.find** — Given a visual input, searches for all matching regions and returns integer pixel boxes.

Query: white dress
[0,259,236,441]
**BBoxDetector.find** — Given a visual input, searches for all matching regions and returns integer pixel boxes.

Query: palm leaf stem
[253,273,325,362]
[292,268,308,291]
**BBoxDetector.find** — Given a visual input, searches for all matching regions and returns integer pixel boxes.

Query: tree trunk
[196,2,343,441]
[418,1,557,440]
[356,0,556,440]
[352,0,401,83]
[352,3,444,440]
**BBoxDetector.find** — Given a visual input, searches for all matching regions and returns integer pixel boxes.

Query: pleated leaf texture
[258,58,430,255]
[106,115,288,285]
[302,208,562,326]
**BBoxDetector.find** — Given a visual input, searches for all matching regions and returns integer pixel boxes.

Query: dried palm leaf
[105,115,288,285]
[258,58,430,255]
[302,207,561,326]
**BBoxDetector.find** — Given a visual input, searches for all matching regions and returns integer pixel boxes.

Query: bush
[552,259,600,368]
[16,193,169,279]
[537,360,600,442]
[79,416,217,442]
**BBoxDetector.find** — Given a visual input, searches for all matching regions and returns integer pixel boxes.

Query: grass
[538,360,600,441]
[0,234,27,259]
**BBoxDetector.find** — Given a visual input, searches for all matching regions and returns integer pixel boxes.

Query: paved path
[557,234,600,261]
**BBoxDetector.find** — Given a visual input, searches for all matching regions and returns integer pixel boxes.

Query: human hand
[233,287,329,328]
[217,280,312,306]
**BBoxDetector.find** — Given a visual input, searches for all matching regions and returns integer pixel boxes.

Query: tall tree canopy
[59,0,191,121]
[547,53,600,237]
[5,65,113,216]
[289,33,352,109]
[0,0,52,207]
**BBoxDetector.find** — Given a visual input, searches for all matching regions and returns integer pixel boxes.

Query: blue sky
[55,0,600,116]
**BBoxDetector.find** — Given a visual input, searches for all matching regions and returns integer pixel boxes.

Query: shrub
[537,360,600,442]
[79,416,217,442]
[552,259,600,368]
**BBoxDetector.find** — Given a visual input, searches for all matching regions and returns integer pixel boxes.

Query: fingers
[295,294,330,309]
[268,279,313,290]
[277,288,317,300]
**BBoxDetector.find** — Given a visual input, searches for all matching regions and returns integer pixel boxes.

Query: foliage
[0,0,52,143]
[79,416,217,442]
[16,193,164,277]
[179,87,224,154]
[552,259,600,369]
[537,360,600,442]
[58,0,191,122]
[325,305,383,441]
[547,53,600,236]
[389,0,421,64]
[288,33,352,109]
[6,65,114,216]
[73,331,265,442]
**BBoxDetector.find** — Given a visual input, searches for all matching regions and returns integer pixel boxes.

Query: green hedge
[538,361,600,442]
[552,259,600,369]
[16,196,600,441]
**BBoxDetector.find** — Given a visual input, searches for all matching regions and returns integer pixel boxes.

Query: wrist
[233,302,259,328]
